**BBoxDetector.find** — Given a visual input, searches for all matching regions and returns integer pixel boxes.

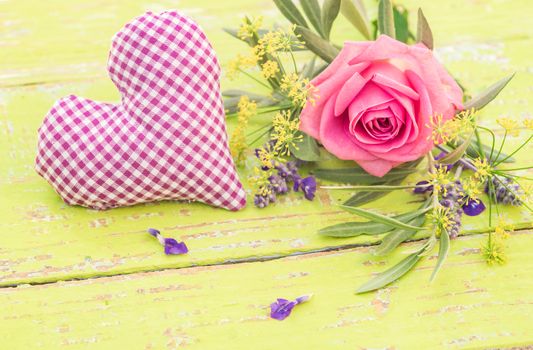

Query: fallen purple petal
[270,294,312,321]
[462,198,486,216]
[164,238,189,255]
[148,228,188,255]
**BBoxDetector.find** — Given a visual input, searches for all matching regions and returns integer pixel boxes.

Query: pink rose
[300,35,463,177]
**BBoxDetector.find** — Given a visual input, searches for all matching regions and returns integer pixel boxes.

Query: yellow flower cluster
[229,96,257,165]
[280,73,318,108]
[496,117,520,137]
[428,166,452,196]
[226,54,259,80]
[460,177,483,203]
[271,110,302,156]
[494,216,514,239]
[427,206,452,237]
[472,157,492,180]
[483,237,506,265]
[248,166,273,196]
[261,60,280,79]
[237,16,263,40]
[483,217,513,266]
[429,109,477,145]
[524,118,533,130]
[255,24,304,57]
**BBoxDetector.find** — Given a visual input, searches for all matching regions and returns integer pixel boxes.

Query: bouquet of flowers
[223,0,532,293]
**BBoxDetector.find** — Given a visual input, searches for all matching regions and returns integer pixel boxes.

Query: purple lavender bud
[413,180,432,194]
[270,295,311,321]
[163,238,189,255]
[485,176,522,206]
[462,198,486,216]
[254,194,270,208]
[269,175,289,194]
[434,152,454,171]
[298,176,316,201]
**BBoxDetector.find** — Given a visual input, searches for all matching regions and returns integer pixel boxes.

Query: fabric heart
[35,11,247,211]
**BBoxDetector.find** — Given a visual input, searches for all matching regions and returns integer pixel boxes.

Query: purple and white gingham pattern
[35,11,246,211]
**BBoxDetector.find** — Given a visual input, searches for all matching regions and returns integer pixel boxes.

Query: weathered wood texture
[1,230,532,349]
[0,0,531,287]
[0,0,532,348]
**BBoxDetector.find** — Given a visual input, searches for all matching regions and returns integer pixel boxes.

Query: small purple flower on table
[462,198,486,216]
[270,295,312,321]
[294,176,317,200]
[148,228,188,255]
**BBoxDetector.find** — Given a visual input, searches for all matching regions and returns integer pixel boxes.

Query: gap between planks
[2,227,531,290]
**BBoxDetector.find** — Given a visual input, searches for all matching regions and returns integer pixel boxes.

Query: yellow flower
[496,117,520,136]
[255,24,304,57]
[524,118,533,130]
[428,166,452,196]
[248,166,273,196]
[428,109,477,145]
[229,96,257,165]
[261,60,279,79]
[237,16,263,40]
[494,216,514,239]
[472,157,492,180]
[226,53,259,80]
[482,235,506,265]
[461,177,483,203]
[280,73,318,108]
[271,110,303,156]
[426,205,452,237]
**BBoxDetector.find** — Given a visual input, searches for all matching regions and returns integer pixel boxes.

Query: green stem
[476,126,497,161]
[496,165,533,171]
[494,130,507,162]
[320,184,429,191]
[494,134,533,166]
[238,69,271,89]
[474,128,486,159]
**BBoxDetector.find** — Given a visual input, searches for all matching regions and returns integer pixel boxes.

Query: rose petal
[334,72,367,116]
[319,96,376,161]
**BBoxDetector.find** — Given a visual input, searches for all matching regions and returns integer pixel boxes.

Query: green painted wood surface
[0,0,532,348]
[1,230,532,349]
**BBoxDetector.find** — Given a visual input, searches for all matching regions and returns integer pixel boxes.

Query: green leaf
[343,190,389,207]
[338,205,425,231]
[430,232,450,281]
[356,253,421,293]
[321,0,341,39]
[377,0,395,38]
[295,25,340,63]
[393,6,409,43]
[463,74,515,111]
[374,213,427,256]
[416,8,433,49]
[301,0,324,37]
[273,0,309,28]
[319,210,424,238]
[438,132,474,164]
[340,0,372,39]
[465,143,514,163]
[290,132,321,161]
[314,162,420,184]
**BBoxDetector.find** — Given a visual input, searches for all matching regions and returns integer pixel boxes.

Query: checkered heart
[35,11,247,211]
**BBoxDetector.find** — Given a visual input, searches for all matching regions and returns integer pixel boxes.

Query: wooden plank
[1,230,532,349]
[1,0,532,286]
